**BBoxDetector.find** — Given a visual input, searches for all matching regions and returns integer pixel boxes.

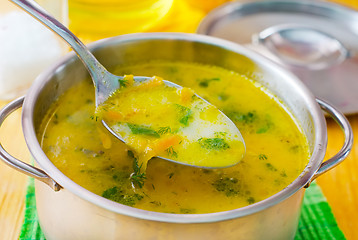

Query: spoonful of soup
[98,75,245,169]
[11,0,245,168]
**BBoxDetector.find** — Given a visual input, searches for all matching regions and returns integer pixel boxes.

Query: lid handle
[253,24,351,70]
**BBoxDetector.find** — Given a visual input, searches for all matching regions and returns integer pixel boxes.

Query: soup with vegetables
[98,75,245,169]
[39,61,310,214]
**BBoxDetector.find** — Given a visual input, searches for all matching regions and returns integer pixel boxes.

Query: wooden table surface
[1,0,358,239]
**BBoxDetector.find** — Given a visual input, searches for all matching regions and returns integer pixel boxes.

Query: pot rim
[22,32,327,223]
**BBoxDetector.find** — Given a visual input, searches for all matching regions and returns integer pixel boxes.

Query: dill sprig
[90,115,99,121]
[158,126,172,135]
[118,78,128,87]
[198,137,230,150]
[166,146,178,158]
[129,151,146,188]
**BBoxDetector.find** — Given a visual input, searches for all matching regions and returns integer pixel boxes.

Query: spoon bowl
[11,0,245,168]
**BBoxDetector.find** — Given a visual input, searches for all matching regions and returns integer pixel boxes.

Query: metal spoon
[11,0,141,106]
[11,0,245,168]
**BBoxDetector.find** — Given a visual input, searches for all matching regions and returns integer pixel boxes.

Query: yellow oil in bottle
[183,0,232,13]
[68,0,236,43]
[68,0,174,41]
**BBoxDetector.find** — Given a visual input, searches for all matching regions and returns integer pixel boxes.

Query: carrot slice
[104,111,124,121]
[180,87,194,105]
[153,135,182,154]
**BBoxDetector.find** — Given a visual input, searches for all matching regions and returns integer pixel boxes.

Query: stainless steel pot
[0,33,353,240]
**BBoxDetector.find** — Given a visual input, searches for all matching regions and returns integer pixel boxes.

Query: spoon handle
[10,0,119,104]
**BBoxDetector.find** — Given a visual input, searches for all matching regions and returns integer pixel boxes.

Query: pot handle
[0,97,61,191]
[306,98,353,187]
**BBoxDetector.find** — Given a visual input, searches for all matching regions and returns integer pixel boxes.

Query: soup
[98,75,245,169]
[38,61,310,214]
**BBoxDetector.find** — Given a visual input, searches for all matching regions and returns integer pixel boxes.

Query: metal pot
[0,33,353,240]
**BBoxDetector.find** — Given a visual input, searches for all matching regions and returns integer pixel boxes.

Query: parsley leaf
[127,123,160,138]
[198,138,230,150]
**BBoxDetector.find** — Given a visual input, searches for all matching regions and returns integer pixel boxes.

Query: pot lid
[197,0,358,115]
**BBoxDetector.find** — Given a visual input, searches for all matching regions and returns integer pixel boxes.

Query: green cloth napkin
[295,182,345,240]
[19,178,345,240]
[19,178,45,240]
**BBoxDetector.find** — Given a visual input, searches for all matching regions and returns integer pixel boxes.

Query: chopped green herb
[127,123,160,138]
[79,169,95,174]
[158,126,172,135]
[258,154,267,161]
[198,77,220,88]
[53,113,59,124]
[256,127,268,134]
[290,145,300,153]
[247,197,255,204]
[168,172,175,179]
[150,201,162,206]
[226,111,273,133]
[102,186,143,206]
[212,177,240,197]
[257,114,273,134]
[256,120,273,134]
[214,132,227,138]
[226,111,257,124]
[127,150,135,159]
[131,172,146,188]
[198,138,230,150]
[166,146,178,158]
[266,163,277,172]
[90,115,99,121]
[180,208,196,214]
[175,104,192,126]
[274,179,284,186]
[202,169,213,174]
[130,154,147,188]
[118,78,128,87]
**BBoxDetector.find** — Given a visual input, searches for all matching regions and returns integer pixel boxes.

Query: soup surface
[99,75,245,169]
[39,61,310,214]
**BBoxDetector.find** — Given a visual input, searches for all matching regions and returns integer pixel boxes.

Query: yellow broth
[39,61,310,214]
[98,76,245,169]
